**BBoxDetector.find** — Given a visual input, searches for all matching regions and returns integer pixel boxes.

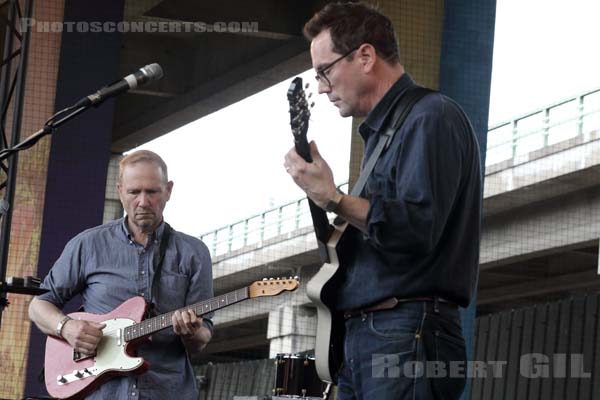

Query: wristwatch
[324,189,344,213]
[56,315,72,339]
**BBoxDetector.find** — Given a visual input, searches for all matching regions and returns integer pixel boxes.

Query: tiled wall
[0,1,64,398]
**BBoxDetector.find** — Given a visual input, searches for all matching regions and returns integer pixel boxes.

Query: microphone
[74,63,164,108]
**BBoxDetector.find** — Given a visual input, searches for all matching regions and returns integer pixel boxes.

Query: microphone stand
[0,104,91,324]
[0,105,87,165]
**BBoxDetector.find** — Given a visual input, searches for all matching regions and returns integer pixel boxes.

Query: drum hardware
[273,353,329,399]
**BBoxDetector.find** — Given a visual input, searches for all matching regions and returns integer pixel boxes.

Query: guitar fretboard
[123,287,249,342]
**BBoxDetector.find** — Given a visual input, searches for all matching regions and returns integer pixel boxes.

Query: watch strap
[325,189,344,213]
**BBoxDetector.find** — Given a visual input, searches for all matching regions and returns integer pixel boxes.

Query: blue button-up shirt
[335,74,482,310]
[38,218,213,399]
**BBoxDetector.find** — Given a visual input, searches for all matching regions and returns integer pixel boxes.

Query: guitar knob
[74,370,83,378]
[57,375,67,384]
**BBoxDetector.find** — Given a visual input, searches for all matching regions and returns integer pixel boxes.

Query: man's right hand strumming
[60,319,106,354]
[29,297,105,354]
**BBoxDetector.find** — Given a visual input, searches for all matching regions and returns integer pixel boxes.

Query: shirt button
[141,271,145,275]
[140,292,144,297]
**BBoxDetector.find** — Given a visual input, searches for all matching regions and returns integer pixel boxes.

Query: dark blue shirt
[38,218,213,400]
[335,74,481,310]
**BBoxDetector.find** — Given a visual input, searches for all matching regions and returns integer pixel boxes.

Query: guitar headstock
[248,277,300,298]
[287,77,312,142]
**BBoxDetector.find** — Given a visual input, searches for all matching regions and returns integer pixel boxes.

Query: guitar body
[306,223,347,384]
[43,279,299,399]
[45,297,149,399]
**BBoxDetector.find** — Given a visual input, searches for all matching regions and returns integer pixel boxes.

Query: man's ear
[357,43,377,72]
[166,180,174,200]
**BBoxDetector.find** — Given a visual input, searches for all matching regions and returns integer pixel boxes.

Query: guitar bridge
[56,367,98,385]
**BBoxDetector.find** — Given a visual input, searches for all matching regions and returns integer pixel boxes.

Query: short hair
[303,2,400,64]
[119,150,168,183]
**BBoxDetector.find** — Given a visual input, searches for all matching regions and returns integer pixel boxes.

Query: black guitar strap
[350,86,433,197]
[149,222,173,315]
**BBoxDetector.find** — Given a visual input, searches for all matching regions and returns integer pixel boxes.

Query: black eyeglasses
[315,47,359,87]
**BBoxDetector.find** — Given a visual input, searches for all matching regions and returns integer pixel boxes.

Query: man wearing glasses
[284,2,481,399]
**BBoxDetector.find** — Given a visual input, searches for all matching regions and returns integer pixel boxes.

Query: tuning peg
[262,278,268,281]
[305,83,310,89]
[308,92,313,98]
[294,276,300,280]
[310,102,315,108]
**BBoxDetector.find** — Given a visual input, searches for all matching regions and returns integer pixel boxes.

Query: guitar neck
[295,138,333,264]
[287,76,333,263]
[123,287,249,342]
[294,137,313,162]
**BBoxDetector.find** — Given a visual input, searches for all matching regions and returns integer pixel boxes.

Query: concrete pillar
[267,305,317,358]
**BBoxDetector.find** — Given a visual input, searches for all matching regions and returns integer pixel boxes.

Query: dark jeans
[337,301,466,400]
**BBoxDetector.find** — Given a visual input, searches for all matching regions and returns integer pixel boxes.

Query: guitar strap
[148,222,173,315]
[349,85,433,198]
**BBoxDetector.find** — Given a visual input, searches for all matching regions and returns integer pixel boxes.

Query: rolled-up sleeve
[37,236,86,308]
[366,107,465,255]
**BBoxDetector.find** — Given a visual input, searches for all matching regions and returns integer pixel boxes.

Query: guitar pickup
[73,350,96,362]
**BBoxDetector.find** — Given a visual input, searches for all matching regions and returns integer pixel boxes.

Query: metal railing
[200,183,349,257]
[201,87,600,257]
[486,87,600,166]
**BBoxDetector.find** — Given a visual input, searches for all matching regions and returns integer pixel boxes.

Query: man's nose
[138,192,149,206]
[317,79,330,94]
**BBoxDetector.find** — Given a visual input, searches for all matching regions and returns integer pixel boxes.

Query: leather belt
[342,296,455,319]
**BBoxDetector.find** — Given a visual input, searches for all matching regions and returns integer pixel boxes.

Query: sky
[134,70,352,235]
[135,0,600,237]
[488,0,600,124]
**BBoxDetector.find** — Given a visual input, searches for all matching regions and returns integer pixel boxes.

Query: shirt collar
[359,73,415,140]
[120,216,165,246]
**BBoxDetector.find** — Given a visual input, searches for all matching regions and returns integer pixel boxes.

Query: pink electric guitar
[44,277,299,399]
